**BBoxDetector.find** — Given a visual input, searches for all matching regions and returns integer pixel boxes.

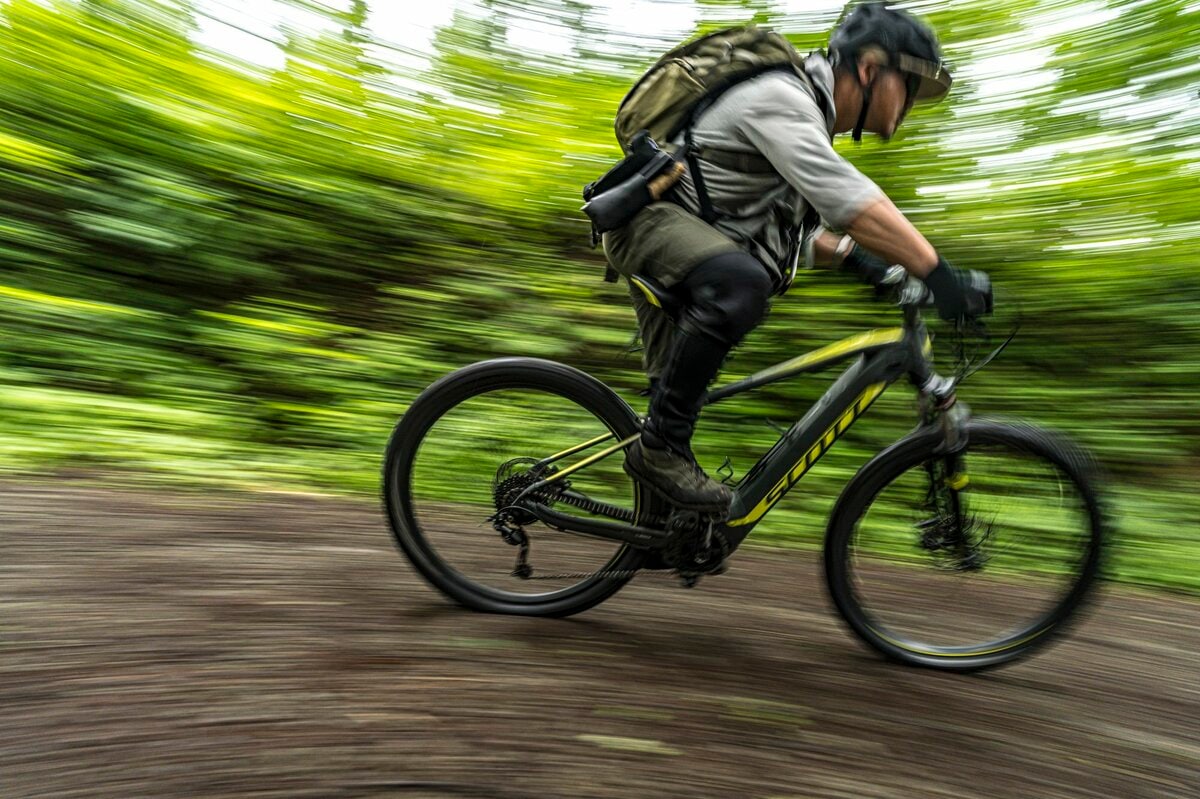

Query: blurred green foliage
[0,0,1196,589]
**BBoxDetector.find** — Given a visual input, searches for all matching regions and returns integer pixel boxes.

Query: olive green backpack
[588,26,822,284]
[614,25,808,155]
[608,26,817,226]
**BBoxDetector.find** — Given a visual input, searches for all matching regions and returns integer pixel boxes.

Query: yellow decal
[751,329,904,383]
[727,382,887,526]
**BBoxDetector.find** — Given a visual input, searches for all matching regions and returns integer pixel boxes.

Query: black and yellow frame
[524,305,939,555]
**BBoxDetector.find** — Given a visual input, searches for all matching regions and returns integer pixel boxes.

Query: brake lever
[961,322,1019,382]
[952,286,1021,384]
[951,320,979,383]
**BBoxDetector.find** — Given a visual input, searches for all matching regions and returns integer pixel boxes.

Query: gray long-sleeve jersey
[669,53,884,283]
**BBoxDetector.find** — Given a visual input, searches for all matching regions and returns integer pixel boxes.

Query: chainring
[662,509,729,574]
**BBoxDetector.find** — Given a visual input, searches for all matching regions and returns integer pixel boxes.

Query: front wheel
[824,419,1107,670]
[384,357,666,617]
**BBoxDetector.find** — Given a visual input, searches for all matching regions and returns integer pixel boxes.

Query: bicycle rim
[403,383,646,600]
[838,423,1101,663]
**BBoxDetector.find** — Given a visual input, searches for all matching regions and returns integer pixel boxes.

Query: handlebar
[895,278,1017,387]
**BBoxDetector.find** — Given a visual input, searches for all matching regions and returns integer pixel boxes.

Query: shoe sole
[622,458,732,516]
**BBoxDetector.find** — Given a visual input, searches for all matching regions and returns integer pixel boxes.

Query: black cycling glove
[923,257,994,322]
[840,244,904,295]
[841,245,993,322]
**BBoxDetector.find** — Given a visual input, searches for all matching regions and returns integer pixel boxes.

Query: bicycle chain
[524,568,645,581]
[553,490,667,527]
[518,527,730,582]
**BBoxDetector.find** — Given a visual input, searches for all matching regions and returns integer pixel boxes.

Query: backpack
[614,26,807,153]
[586,26,822,287]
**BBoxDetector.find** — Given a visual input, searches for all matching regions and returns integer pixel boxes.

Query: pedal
[661,509,730,578]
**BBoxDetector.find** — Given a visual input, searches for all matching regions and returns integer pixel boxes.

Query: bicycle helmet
[829,2,953,139]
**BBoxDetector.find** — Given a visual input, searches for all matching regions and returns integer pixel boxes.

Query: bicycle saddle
[628,274,684,321]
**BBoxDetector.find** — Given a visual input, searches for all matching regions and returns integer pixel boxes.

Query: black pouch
[582,131,681,255]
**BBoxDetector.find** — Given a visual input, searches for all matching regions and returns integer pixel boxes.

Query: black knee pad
[677,251,773,346]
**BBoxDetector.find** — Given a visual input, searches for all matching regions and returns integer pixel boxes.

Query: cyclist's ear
[855,47,887,85]
[857,60,879,86]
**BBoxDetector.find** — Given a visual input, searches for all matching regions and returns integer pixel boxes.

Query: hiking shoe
[623,438,732,514]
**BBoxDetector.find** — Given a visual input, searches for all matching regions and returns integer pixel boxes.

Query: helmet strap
[852,73,874,142]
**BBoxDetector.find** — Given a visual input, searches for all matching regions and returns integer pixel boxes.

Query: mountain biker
[605,2,992,515]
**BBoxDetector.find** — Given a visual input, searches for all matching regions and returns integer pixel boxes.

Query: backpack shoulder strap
[695,146,775,174]
[683,62,828,220]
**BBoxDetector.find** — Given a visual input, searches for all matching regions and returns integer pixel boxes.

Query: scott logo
[729,383,886,526]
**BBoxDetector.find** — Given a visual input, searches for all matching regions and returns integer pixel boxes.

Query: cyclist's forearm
[844,196,938,277]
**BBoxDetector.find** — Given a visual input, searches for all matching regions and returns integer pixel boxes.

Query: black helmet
[830,2,952,103]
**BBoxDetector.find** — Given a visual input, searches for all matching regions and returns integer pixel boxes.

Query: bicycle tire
[383,357,665,616]
[824,418,1107,671]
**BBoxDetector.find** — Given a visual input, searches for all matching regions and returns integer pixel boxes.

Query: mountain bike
[383,278,1107,671]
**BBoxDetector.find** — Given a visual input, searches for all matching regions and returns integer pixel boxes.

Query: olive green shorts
[602,203,743,380]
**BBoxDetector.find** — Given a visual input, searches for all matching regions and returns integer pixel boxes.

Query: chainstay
[554,489,668,528]
[512,482,721,580]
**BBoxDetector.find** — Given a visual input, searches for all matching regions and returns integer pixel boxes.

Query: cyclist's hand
[961,268,994,319]
[923,258,994,322]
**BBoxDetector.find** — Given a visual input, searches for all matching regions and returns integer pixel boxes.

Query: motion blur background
[0,0,1195,588]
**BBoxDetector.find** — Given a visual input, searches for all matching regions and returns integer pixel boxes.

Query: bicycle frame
[526,306,940,554]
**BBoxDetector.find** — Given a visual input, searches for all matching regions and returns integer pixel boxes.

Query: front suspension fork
[921,378,974,556]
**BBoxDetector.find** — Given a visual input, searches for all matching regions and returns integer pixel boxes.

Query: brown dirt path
[2,482,1197,799]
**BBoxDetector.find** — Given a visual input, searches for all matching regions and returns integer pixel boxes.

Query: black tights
[644,251,773,453]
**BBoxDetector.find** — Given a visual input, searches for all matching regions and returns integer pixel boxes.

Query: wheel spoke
[384,364,662,615]
[827,421,1104,668]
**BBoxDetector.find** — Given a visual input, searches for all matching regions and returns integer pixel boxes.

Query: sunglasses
[902,71,921,107]
[890,70,922,128]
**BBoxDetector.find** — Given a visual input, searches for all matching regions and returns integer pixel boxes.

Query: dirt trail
[2,482,1197,799]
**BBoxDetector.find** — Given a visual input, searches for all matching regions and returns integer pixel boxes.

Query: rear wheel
[824,419,1106,670]
[383,358,666,616]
